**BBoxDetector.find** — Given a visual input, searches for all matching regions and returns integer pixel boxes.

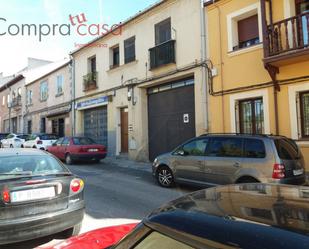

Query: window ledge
[55,92,63,97]
[107,60,138,73]
[228,43,263,57]
[296,140,309,147]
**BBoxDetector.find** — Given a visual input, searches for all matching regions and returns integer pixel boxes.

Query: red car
[47,137,107,165]
[42,223,137,249]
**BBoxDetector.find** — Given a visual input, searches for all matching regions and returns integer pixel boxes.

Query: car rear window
[274,138,300,160]
[40,134,58,140]
[0,155,68,180]
[244,139,266,158]
[73,137,96,145]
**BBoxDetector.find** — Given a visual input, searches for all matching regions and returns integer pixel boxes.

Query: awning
[46,106,71,118]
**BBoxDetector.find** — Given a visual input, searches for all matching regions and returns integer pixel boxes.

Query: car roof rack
[199,133,274,138]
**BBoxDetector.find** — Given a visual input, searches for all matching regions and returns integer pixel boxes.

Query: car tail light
[2,190,10,203]
[37,140,43,145]
[70,179,84,194]
[272,164,286,179]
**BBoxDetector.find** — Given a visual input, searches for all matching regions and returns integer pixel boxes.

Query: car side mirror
[177,149,186,156]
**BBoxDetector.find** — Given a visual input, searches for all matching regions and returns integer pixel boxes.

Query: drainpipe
[6,86,12,133]
[70,56,76,136]
[200,0,209,133]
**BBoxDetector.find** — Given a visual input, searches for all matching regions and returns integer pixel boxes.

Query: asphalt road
[3,159,199,249]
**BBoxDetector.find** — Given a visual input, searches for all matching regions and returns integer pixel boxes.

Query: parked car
[47,137,107,165]
[0,133,29,148]
[22,133,58,150]
[0,133,9,148]
[0,149,85,245]
[45,183,309,249]
[153,134,306,188]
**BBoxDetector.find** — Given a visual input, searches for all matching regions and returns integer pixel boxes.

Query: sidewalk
[102,156,152,173]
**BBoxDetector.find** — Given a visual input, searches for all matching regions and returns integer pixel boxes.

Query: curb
[103,157,152,173]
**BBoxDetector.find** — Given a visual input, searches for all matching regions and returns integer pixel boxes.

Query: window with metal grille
[239,98,264,134]
[236,14,259,50]
[124,36,135,64]
[300,91,309,138]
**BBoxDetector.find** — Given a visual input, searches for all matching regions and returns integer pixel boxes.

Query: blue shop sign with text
[76,96,108,109]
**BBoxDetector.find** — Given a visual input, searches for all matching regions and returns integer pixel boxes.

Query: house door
[12,117,17,133]
[120,108,128,153]
[58,118,65,137]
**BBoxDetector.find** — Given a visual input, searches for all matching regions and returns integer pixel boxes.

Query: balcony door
[155,18,171,45]
[296,0,309,46]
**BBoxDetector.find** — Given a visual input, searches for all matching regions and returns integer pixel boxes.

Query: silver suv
[152,134,306,187]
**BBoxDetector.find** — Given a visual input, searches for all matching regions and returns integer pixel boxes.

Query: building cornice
[0,75,24,92]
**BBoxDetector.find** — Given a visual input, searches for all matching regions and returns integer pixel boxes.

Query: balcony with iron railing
[11,96,21,108]
[83,71,98,91]
[149,40,176,70]
[264,12,309,65]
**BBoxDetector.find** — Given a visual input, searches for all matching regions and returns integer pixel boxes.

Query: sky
[0,0,158,75]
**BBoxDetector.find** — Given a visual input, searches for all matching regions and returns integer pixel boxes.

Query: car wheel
[21,144,24,148]
[237,176,259,183]
[10,144,13,148]
[32,146,37,149]
[157,166,174,188]
[62,223,82,238]
[65,153,73,165]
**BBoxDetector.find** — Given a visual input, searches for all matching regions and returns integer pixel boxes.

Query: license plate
[88,149,98,152]
[293,169,304,176]
[11,187,55,203]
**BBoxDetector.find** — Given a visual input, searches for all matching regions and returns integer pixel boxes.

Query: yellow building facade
[206,0,309,170]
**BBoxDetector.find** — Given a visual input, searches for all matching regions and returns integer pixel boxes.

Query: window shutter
[235,101,240,133]
[124,37,135,63]
[238,15,259,43]
[296,92,301,139]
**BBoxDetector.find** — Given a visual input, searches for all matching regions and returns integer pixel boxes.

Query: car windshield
[0,155,69,180]
[73,137,96,145]
[40,134,58,140]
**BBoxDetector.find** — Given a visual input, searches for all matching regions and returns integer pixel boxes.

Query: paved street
[3,158,198,249]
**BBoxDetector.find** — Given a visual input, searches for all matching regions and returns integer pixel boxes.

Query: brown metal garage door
[148,78,196,161]
[84,107,108,147]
